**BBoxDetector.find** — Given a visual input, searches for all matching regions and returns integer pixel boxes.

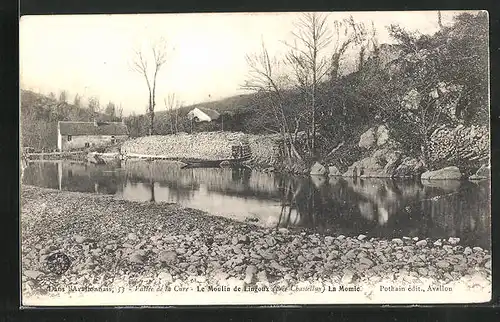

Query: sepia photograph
[19,10,490,306]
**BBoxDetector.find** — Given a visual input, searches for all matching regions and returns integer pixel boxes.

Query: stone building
[57,121,129,151]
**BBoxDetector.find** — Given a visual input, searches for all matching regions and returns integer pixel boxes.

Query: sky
[19,11,464,116]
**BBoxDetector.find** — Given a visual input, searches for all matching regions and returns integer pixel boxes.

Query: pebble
[341,270,354,284]
[391,238,403,245]
[127,233,138,241]
[415,240,427,247]
[74,235,86,244]
[158,250,177,264]
[24,270,44,279]
[357,234,367,241]
[448,237,460,245]
[128,252,145,264]
[433,240,443,247]
[436,260,450,269]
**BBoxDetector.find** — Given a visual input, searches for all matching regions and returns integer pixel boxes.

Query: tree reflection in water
[22,160,490,248]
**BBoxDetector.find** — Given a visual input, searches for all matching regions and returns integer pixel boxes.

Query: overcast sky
[20,11,464,116]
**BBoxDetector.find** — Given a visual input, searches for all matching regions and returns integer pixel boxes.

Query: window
[85,142,90,148]
[67,135,72,141]
[111,135,116,144]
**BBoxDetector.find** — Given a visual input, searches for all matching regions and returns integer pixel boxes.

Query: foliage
[20,90,122,150]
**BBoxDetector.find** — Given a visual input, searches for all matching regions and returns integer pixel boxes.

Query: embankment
[121,131,284,168]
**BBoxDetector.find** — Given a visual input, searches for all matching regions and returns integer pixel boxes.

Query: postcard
[20,10,491,306]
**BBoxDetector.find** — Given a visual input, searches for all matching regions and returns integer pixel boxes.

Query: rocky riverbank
[21,186,491,304]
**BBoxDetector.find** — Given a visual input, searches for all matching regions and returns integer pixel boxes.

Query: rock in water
[328,166,341,176]
[421,166,462,180]
[475,164,490,178]
[310,162,327,176]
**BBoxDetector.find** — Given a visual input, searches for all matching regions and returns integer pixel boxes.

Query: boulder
[469,164,490,181]
[358,128,376,149]
[376,125,390,146]
[342,149,402,178]
[310,162,327,176]
[421,166,462,180]
[393,157,425,178]
[328,166,341,176]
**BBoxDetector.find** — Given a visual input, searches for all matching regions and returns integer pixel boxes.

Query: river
[22,159,491,248]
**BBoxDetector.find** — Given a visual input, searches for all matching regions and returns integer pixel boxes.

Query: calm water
[23,160,491,248]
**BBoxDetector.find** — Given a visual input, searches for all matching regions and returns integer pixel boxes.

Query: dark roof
[59,121,128,136]
[197,107,220,120]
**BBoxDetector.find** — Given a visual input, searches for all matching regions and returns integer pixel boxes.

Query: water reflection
[22,160,490,248]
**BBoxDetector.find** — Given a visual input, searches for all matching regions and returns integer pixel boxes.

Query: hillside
[20,90,114,151]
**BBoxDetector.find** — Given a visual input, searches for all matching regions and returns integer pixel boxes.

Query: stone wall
[121,132,282,165]
[428,125,489,170]
[245,134,283,167]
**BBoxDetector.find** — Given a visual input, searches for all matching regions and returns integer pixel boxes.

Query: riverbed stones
[21,186,492,300]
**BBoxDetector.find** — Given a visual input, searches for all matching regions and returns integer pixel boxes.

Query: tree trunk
[149,110,155,136]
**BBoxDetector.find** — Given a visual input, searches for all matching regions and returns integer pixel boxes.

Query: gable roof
[59,121,128,136]
[196,107,220,120]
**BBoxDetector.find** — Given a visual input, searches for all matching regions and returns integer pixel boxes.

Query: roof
[58,121,128,136]
[195,107,220,120]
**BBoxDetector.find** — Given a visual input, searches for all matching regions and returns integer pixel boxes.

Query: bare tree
[285,12,332,157]
[242,40,302,162]
[73,93,82,108]
[59,90,68,103]
[329,16,367,80]
[164,93,181,134]
[116,103,124,121]
[130,38,168,136]
[88,96,101,119]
